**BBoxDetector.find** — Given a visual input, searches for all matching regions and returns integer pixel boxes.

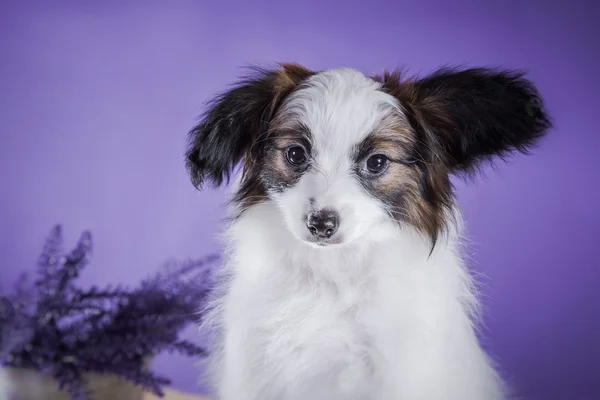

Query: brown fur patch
[263,126,312,190]
[242,63,313,164]
[274,63,314,93]
[357,77,455,245]
[235,64,315,212]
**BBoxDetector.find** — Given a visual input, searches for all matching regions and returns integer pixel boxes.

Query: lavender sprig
[0,225,218,400]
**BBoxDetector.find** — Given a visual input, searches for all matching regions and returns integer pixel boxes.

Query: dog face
[257,69,426,248]
[186,63,551,248]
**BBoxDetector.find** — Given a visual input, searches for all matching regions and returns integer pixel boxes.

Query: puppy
[185,63,551,400]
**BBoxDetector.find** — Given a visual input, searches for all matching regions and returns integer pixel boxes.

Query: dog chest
[236,276,377,398]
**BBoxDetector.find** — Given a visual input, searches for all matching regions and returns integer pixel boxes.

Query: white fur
[199,69,507,400]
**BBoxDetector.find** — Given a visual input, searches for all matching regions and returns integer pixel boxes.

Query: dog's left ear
[379,67,552,175]
[186,63,314,189]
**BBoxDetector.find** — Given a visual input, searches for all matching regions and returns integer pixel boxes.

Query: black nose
[306,209,339,239]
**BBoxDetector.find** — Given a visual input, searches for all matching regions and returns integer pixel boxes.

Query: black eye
[286,146,307,165]
[366,154,388,174]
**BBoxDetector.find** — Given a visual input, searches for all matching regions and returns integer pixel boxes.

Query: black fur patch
[408,67,552,175]
[185,64,314,190]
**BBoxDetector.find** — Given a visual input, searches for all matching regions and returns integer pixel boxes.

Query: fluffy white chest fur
[202,202,504,400]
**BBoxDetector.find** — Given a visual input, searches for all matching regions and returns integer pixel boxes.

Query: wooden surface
[143,388,209,400]
[0,367,210,400]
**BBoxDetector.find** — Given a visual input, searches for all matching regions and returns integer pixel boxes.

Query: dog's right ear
[185,63,314,189]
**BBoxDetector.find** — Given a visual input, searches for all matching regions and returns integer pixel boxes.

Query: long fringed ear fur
[378,67,552,176]
[185,63,314,189]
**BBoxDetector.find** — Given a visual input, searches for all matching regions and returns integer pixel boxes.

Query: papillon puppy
[185,63,551,400]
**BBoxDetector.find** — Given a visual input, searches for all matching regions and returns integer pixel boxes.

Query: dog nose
[306,209,339,239]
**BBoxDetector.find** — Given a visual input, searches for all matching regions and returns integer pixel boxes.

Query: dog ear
[185,63,314,189]
[378,67,552,176]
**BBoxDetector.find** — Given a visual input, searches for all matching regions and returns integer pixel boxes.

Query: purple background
[1,1,598,399]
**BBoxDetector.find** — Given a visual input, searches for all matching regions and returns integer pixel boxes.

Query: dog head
[186,63,551,248]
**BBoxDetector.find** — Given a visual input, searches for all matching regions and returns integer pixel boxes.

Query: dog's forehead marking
[280,68,402,164]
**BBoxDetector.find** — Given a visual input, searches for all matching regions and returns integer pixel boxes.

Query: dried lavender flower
[0,225,218,400]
